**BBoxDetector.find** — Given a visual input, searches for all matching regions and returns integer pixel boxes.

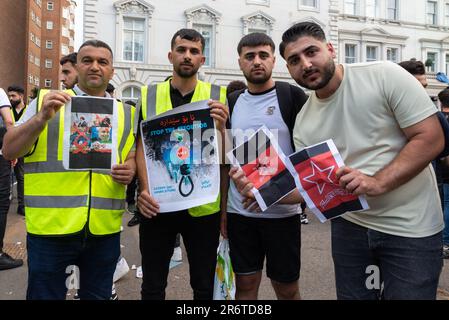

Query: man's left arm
[111,151,136,185]
[337,114,444,196]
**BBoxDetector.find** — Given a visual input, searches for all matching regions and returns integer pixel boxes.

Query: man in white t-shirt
[224,32,307,300]
[232,22,445,300]
[0,87,23,270]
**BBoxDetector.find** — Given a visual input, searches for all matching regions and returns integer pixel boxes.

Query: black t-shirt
[439,112,449,183]
[12,105,26,122]
[138,82,195,125]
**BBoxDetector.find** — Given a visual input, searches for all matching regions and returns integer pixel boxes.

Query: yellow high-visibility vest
[24,89,135,235]
[140,79,227,217]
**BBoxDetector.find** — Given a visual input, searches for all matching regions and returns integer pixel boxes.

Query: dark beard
[296,58,336,91]
[175,64,200,78]
[10,100,21,108]
[243,69,272,85]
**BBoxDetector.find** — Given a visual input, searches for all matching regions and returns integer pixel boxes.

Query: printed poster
[287,139,369,222]
[63,96,118,170]
[141,100,219,212]
[227,126,297,212]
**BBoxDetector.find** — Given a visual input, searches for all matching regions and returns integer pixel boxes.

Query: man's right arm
[2,91,71,160]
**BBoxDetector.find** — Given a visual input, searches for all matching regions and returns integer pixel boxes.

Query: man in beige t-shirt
[231,22,445,300]
[279,22,444,300]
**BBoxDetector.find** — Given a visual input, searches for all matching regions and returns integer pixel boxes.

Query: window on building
[46,40,53,49]
[30,32,35,42]
[193,24,213,67]
[386,47,398,62]
[45,59,53,68]
[427,1,437,25]
[61,44,69,55]
[29,54,34,63]
[445,3,449,26]
[446,53,449,75]
[301,0,317,7]
[387,0,398,20]
[366,46,378,62]
[35,57,40,66]
[36,17,41,27]
[122,86,141,104]
[36,0,42,7]
[31,11,36,22]
[123,18,145,62]
[248,28,268,34]
[36,37,41,47]
[47,2,54,10]
[28,75,33,84]
[47,21,53,30]
[44,79,52,88]
[427,52,437,72]
[366,0,379,17]
[345,44,357,63]
[344,0,356,15]
[34,77,40,86]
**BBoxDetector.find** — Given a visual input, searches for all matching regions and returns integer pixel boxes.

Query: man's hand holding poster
[227,126,297,211]
[287,139,369,222]
[63,96,117,170]
[141,100,219,212]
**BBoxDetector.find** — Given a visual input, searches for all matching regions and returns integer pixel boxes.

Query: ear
[238,57,243,71]
[168,51,173,64]
[327,42,336,59]
[200,54,206,66]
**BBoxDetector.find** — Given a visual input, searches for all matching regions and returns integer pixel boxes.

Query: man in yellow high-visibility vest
[3,40,136,300]
[136,28,229,300]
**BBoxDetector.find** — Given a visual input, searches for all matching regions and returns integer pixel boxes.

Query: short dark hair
[439,88,449,107]
[279,22,326,59]
[78,40,114,58]
[226,80,247,95]
[106,83,115,94]
[7,85,25,95]
[60,52,77,66]
[398,60,426,76]
[237,32,275,55]
[171,29,205,53]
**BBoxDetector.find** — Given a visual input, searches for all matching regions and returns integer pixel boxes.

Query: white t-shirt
[0,88,11,129]
[228,86,300,218]
[293,61,443,237]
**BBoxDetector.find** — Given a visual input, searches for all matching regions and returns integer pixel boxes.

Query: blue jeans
[27,232,120,300]
[331,217,443,300]
[443,184,449,246]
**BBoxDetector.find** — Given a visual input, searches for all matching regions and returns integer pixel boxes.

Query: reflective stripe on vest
[24,89,135,235]
[140,80,227,217]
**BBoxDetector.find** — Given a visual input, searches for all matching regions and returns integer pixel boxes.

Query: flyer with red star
[287,140,369,222]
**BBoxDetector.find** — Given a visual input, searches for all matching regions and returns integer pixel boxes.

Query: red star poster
[287,140,369,222]
[227,126,297,211]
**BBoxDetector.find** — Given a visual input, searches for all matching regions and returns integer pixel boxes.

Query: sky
[74,0,84,49]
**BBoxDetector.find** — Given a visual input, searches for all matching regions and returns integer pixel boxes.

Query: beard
[10,99,21,107]
[174,63,200,78]
[295,57,336,91]
[243,68,272,85]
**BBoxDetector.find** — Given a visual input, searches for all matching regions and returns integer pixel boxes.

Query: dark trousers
[139,211,220,300]
[26,232,120,300]
[331,217,443,300]
[13,157,24,210]
[0,155,11,251]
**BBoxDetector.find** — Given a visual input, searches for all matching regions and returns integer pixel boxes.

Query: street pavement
[1,188,448,300]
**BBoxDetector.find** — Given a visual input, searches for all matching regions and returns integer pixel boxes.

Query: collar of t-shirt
[12,105,26,122]
[72,85,111,98]
[246,85,276,96]
[169,82,194,108]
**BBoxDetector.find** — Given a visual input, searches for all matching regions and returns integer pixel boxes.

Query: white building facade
[83,0,449,100]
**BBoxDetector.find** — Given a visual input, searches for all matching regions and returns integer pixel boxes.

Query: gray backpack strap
[147,84,157,119]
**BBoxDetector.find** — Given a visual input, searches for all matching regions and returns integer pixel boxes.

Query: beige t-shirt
[293,61,443,237]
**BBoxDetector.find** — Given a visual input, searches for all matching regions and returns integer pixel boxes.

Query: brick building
[0,0,76,100]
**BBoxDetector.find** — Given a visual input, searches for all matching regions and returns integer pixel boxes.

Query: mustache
[303,67,319,78]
